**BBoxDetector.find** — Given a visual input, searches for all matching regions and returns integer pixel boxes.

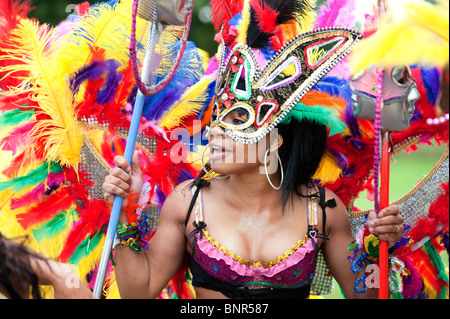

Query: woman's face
[208,108,276,176]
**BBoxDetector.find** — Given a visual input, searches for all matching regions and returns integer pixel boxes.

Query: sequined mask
[210,28,362,144]
[349,66,420,131]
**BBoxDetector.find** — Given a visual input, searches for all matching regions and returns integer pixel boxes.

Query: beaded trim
[192,184,319,269]
[202,230,309,269]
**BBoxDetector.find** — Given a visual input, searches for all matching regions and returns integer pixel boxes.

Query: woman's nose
[209,125,226,140]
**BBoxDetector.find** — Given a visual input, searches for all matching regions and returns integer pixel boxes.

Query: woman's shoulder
[160,179,195,221]
[166,179,195,204]
[318,187,344,206]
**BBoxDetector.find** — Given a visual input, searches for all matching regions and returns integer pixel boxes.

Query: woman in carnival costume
[1,0,447,299]
[104,0,406,299]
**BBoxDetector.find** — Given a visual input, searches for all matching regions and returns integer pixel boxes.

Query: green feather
[68,232,103,265]
[280,102,346,136]
[0,161,62,192]
[31,207,77,242]
[0,109,34,129]
[424,241,449,298]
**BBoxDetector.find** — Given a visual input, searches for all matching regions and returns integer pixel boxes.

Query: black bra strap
[184,171,210,228]
[318,187,337,239]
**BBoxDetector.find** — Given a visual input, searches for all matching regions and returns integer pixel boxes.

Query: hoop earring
[201,144,229,179]
[264,149,284,190]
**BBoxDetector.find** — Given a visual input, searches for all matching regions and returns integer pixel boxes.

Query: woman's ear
[270,133,284,153]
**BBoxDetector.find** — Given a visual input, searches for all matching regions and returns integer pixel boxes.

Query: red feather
[250,0,279,33]
[16,187,74,230]
[2,145,44,179]
[0,92,37,111]
[0,0,34,90]
[210,0,244,30]
[10,183,45,210]
[59,199,110,262]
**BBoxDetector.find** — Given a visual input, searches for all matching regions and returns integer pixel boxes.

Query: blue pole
[93,90,146,298]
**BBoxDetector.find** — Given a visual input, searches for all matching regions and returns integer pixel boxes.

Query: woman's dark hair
[0,233,43,299]
[276,118,327,211]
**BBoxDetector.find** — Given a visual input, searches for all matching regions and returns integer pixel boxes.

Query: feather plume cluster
[0,0,211,299]
[0,20,83,170]
[247,0,314,49]
[351,0,449,73]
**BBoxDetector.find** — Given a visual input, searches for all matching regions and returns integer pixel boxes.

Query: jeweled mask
[349,66,420,131]
[210,28,363,144]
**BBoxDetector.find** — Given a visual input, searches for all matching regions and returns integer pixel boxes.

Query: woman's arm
[113,184,190,298]
[321,189,404,299]
[103,153,192,299]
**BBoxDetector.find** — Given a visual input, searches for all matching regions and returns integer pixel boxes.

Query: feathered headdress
[209,0,362,145]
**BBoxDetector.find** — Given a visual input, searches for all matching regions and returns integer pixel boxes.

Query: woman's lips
[209,144,233,162]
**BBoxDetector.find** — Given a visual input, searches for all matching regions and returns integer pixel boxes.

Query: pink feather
[314,0,358,30]
[0,121,35,153]
[10,183,45,210]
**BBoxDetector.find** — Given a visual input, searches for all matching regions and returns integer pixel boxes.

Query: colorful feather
[210,0,244,30]
[0,161,62,192]
[0,109,34,129]
[235,0,251,45]
[314,0,357,30]
[158,77,213,130]
[56,0,135,78]
[1,20,84,169]
[16,186,74,230]
[0,121,35,153]
[351,0,449,73]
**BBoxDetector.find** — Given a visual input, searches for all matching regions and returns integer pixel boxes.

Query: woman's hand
[103,150,143,208]
[367,205,405,248]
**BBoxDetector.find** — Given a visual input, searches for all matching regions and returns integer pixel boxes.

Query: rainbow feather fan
[0,0,210,299]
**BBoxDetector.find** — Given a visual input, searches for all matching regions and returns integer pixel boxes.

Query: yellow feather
[236,0,251,45]
[56,0,136,78]
[158,77,214,130]
[313,151,343,183]
[297,0,317,34]
[351,0,449,73]
[75,235,105,283]
[0,19,83,169]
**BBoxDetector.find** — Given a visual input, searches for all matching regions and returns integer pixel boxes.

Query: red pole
[378,132,390,299]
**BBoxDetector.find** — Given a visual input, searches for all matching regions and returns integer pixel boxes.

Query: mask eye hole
[255,100,279,128]
[261,56,302,92]
[211,102,220,123]
[305,36,346,68]
[231,60,252,100]
[219,103,255,129]
[391,66,412,87]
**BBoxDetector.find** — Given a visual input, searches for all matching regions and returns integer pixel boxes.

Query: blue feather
[70,61,105,94]
[141,41,206,121]
[311,76,352,102]
[97,59,122,104]
[421,67,441,106]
